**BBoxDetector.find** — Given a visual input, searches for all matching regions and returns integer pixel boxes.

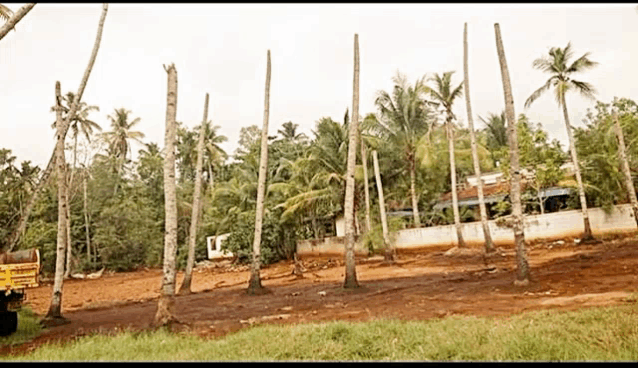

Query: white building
[206,233,233,260]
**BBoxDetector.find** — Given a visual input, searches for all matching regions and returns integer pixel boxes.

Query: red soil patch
[3,236,638,357]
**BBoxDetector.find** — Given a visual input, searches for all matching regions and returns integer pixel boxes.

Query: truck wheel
[0,311,18,336]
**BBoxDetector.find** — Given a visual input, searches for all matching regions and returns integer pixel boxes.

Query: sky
[1,3,638,169]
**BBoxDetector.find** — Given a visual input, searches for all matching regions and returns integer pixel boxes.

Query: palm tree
[179,93,210,295]
[524,42,598,241]
[480,112,508,150]
[277,121,307,142]
[155,63,179,326]
[343,34,360,289]
[424,71,466,248]
[463,23,494,253]
[103,108,145,163]
[372,150,393,262]
[495,23,530,285]
[372,73,431,227]
[0,3,35,41]
[612,106,638,227]
[247,50,271,295]
[201,123,228,189]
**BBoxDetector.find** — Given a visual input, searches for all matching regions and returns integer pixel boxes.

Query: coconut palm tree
[343,34,360,289]
[0,3,35,41]
[247,50,271,295]
[372,73,432,228]
[611,105,638,227]
[524,42,598,241]
[155,63,179,326]
[103,108,145,163]
[201,122,228,189]
[495,23,530,285]
[424,71,466,248]
[463,23,494,253]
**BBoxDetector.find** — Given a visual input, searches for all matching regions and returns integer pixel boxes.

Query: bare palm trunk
[560,94,594,241]
[463,22,494,253]
[83,173,91,266]
[495,23,529,285]
[343,34,360,289]
[0,3,35,41]
[361,142,372,234]
[179,93,209,295]
[155,63,179,326]
[45,82,69,322]
[409,158,421,227]
[64,134,79,278]
[447,116,466,248]
[6,3,108,253]
[613,111,638,227]
[247,50,271,295]
[372,150,394,262]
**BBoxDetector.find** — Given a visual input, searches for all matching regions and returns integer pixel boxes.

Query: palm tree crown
[103,108,145,161]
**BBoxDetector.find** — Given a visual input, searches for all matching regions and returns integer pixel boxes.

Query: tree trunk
[538,192,545,215]
[447,115,466,248]
[247,50,271,295]
[373,150,394,262]
[64,134,79,278]
[0,3,35,41]
[560,94,594,241]
[613,111,638,227]
[494,23,529,285]
[409,158,421,227]
[463,22,494,253]
[6,3,108,253]
[179,93,209,295]
[361,141,372,234]
[155,63,179,326]
[343,34,360,289]
[83,173,91,267]
[45,82,70,322]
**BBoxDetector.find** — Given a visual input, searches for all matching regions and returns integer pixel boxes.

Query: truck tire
[0,311,18,336]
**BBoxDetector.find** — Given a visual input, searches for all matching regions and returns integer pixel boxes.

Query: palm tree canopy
[423,71,464,120]
[479,111,508,151]
[50,91,101,141]
[525,42,598,108]
[102,108,145,160]
[0,4,13,22]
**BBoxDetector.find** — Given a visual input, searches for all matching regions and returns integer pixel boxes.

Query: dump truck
[0,249,40,336]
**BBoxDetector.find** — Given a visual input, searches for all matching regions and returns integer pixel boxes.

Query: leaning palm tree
[247,50,271,295]
[495,23,530,285]
[372,73,431,227]
[424,71,466,248]
[155,62,179,326]
[44,3,108,323]
[524,42,598,241]
[0,3,35,41]
[463,23,494,253]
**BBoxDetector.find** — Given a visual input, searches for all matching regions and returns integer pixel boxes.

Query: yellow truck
[0,249,40,336]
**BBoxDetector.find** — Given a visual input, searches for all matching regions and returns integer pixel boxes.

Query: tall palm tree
[372,72,432,227]
[343,33,360,289]
[612,107,638,227]
[524,42,598,241]
[0,3,35,41]
[247,50,271,295]
[424,71,466,248]
[179,93,210,295]
[103,108,145,163]
[201,122,228,189]
[155,63,179,326]
[495,23,530,285]
[463,23,494,253]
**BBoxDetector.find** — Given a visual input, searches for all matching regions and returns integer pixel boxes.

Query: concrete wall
[206,233,233,260]
[297,235,369,257]
[297,204,638,256]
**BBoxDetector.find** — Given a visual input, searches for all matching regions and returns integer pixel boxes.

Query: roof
[434,183,572,210]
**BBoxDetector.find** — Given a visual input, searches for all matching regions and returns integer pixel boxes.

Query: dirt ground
[2,235,638,357]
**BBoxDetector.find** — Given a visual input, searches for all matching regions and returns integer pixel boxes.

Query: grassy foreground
[2,304,638,361]
[0,308,42,347]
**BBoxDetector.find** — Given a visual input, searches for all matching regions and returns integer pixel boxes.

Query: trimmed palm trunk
[446,114,466,248]
[155,63,179,326]
[560,94,594,241]
[247,50,271,295]
[361,142,372,234]
[408,157,421,227]
[45,82,69,322]
[494,23,530,285]
[6,4,108,253]
[179,93,209,295]
[0,3,35,41]
[83,173,91,266]
[463,23,494,253]
[373,150,394,262]
[613,111,638,227]
[343,34,360,289]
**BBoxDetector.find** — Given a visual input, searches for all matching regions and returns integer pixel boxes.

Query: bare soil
[3,235,638,357]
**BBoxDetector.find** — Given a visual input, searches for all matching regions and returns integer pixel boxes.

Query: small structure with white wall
[206,233,233,260]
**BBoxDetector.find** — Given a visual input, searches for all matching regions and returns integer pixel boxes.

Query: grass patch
[3,305,638,361]
[0,307,43,346]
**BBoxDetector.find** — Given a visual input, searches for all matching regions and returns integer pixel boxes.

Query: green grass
[0,307,43,346]
[3,305,638,361]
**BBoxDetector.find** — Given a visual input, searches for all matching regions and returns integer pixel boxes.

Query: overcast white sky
[1,3,637,168]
